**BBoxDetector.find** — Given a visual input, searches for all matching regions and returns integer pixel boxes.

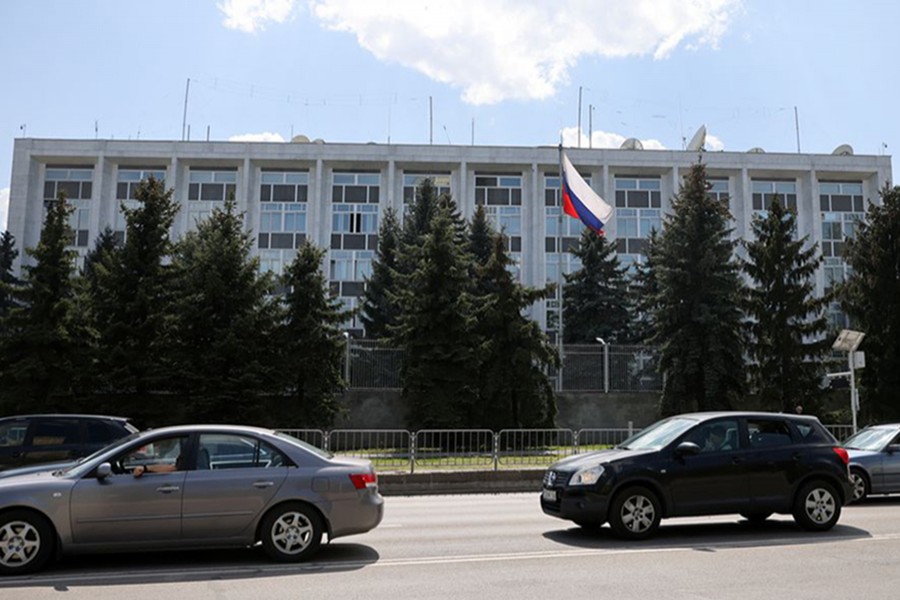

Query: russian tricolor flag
[560,150,614,234]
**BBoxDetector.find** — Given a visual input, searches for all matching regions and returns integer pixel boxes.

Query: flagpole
[557,142,565,392]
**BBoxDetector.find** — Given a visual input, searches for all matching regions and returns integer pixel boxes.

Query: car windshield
[617,417,697,450]
[57,431,143,476]
[275,432,334,459]
[843,427,898,451]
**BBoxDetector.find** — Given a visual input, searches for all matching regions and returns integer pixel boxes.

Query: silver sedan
[844,423,900,502]
[0,424,384,575]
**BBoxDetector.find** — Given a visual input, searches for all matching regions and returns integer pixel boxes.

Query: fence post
[627,421,633,437]
[492,432,499,471]
[410,431,416,475]
[323,430,330,453]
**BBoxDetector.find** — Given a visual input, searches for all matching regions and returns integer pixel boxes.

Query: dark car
[541,412,852,539]
[843,423,900,502]
[0,414,138,472]
[0,424,383,574]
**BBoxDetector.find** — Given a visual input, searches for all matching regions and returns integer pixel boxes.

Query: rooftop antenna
[429,96,433,144]
[686,125,707,152]
[94,120,99,139]
[19,124,26,137]
[588,104,594,149]
[794,106,801,153]
[577,86,583,148]
[443,125,452,145]
[471,118,475,146]
[182,78,191,141]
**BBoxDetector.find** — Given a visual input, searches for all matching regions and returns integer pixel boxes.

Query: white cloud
[219,0,296,33]
[0,188,9,232]
[561,127,666,150]
[706,133,725,151]
[228,132,287,142]
[309,0,741,104]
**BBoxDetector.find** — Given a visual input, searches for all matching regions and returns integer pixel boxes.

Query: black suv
[541,412,852,539]
[0,414,138,472]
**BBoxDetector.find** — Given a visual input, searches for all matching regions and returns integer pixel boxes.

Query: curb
[378,469,544,496]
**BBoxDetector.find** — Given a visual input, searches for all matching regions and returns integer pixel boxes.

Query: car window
[113,435,189,475]
[618,417,697,450]
[792,421,834,444]
[31,418,81,446]
[0,421,28,448]
[748,419,793,448]
[197,434,288,470]
[85,420,127,444]
[686,419,740,453]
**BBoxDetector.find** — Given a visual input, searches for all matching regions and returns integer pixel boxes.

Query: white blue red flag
[560,150,614,234]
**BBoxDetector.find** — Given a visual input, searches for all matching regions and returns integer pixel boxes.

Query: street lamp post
[596,337,609,394]
[342,331,351,385]
[831,329,865,434]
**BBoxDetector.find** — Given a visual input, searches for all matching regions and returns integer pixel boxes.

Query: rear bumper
[329,490,385,539]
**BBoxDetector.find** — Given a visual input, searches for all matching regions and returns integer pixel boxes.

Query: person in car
[703,426,728,452]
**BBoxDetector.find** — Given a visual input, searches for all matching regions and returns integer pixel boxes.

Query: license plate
[542,488,557,502]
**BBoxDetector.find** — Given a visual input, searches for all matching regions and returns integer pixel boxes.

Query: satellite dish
[620,137,644,150]
[686,125,707,151]
[832,144,854,156]
[312,138,325,144]
[291,134,310,143]
[747,147,766,153]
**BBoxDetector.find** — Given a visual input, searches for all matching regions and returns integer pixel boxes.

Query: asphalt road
[3,493,900,599]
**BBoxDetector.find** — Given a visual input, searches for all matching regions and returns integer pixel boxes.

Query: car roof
[0,414,132,422]
[139,424,277,436]
[673,411,821,422]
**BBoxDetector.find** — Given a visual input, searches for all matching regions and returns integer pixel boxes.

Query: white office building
[7,138,893,335]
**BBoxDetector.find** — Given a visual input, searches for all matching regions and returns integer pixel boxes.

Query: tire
[849,469,869,503]
[0,510,56,575]
[740,512,772,524]
[793,480,842,531]
[260,503,324,562]
[608,486,662,540]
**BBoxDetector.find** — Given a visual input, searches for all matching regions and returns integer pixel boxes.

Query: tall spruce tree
[841,185,900,421]
[0,195,86,411]
[471,234,558,429]
[562,228,632,343]
[278,241,352,428]
[394,204,478,429]
[168,199,279,423]
[469,205,495,266]
[744,198,831,412]
[651,162,746,416]
[359,207,401,339]
[87,178,179,405]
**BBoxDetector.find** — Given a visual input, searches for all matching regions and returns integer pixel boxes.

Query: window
[115,168,166,244]
[44,166,93,248]
[403,173,451,206]
[686,419,739,453]
[747,419,793,448]
[85,421,127,445]
[332,204,378,234]
[115,435,189,474]
[615,176,661,269]
[706,179,730,204]
[196,434,288,470]
[477,174,523,258]
[258,171,309,273]
[31,418,80,446]
[819,181,864,326]
[188,168,238,228]
[0,421,27,447]
[332,172,380,204]
[752,180,797,212]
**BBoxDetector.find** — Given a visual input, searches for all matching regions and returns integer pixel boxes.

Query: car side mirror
[675,441,701,456]
[95,462,112,480]
[886,445,900,455]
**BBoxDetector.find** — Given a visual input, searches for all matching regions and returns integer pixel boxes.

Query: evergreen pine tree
[472,234,558,429]
[394,205,478,429]
[841,185,900,421]
[168,199,279,423]
[631,229,660,345]
[278,241,352,428]
[651,162,746,416]
[562,228,632,343]
[87,177,179,404]
[0,195,86,411]
[0,230,19,328]
[359,207,401,339]
[82,226,119,288]
[744,198,831,413]
[469,205,495,266]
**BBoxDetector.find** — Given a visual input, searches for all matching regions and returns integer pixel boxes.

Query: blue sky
[2,0,898,231]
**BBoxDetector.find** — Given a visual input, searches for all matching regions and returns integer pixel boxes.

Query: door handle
[253,481,275,489]
[156,485,181,493]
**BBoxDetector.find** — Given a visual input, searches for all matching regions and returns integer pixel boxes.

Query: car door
[882,432,900,492]
[744,417,804,511]
[667,418,750,516]
[0,417,31,470]
[69,434,190,545]
[181,433,289,541]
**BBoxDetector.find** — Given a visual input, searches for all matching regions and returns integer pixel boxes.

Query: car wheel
[260,503,323,562]
[0,510,56,575]
[849,469,869,503]
[608,486,661,540]
[573,520,604,530]
[740,512,772,524]
[793,480,842,531]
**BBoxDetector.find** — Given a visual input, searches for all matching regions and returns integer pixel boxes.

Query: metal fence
[279,423,854,473]
[345,340,663,392]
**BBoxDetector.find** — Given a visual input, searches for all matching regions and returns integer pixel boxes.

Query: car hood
[549,447,656,471]
[0,469,70,489]
[0,460,78,479]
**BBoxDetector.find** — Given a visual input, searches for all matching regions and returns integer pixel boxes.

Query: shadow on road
[543,517,870,551]
[0,542,380,589]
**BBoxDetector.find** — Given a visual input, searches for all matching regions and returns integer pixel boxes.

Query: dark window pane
[403,188,415,203]
[367,234,378,250]
[786,195,797,211]
[86,421,122,444]
[31,418,81,445]
[80,182,92,199]
[853,196,863,212]
[629,238,648,254]
[369,187,379,203]
[330,234,342,249]
[294,233,306,248]
[332,186,343,203]
[510,237,522,252]
[188,183,200,200]
[271,233,293,249]
[273,185,295,202]
[545,189,556,206]
[546,238,556,253]
[651,191,661,207]
[562,237,579,253]
[296,186,308,202]
[821,242,832,257]
[819,195,829,211]
[44,181,56,199]
[345,186,367,203]
[342,281,365,297]
[343,234,366,250]
[114,231,126,246]
[58,181,79,198]
[225,184,236,200]
[475,189,485,205]
[629,191,650,208]
[833,241,845,257]
[329,281,341,296]
[258,233,269,248]
[201,183,223,201]
[615,191,626,207]
[117,183,129,199]
[260,185,271,202]
[487,188,508,205]
[752,194,762,210]
[616,238,627,253]
[511,189,522,205]
[76,230,89,247]
[475,176,496,187]
[832,195,852,212]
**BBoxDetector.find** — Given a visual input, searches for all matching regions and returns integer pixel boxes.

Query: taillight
[832,447,849,465]
[349,472,377,489]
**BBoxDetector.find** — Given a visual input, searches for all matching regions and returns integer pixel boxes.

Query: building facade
[7,138,893,335]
